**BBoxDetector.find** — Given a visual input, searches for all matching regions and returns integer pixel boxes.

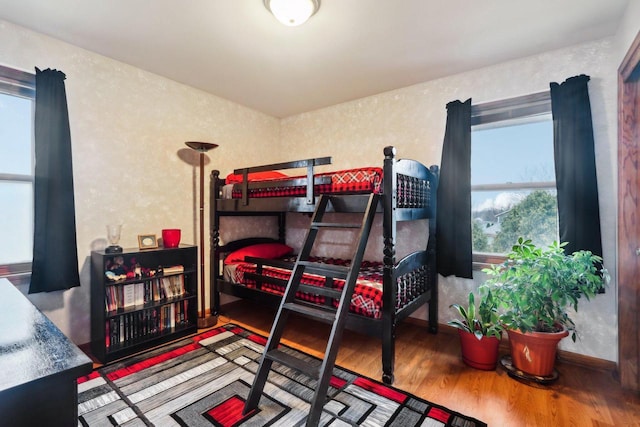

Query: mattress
[223,256,384,319]
[228,167,383,199]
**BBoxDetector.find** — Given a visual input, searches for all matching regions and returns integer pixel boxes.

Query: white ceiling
[0,0,630,118]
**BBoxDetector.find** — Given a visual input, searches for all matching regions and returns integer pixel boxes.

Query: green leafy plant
[448,291,503,340]
[481,237,609,341]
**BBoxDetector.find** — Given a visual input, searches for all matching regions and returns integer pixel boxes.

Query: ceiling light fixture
[264,0,320,27]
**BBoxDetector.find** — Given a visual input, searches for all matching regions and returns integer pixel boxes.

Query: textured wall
[614,0,640,65]
[280,38,619,361]
[0,19,280,345]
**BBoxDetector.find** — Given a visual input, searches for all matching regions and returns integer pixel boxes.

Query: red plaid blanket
[231,167,383,198]
[225,257,384,319]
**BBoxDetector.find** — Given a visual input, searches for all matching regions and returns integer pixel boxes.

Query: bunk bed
[210,146,439,384]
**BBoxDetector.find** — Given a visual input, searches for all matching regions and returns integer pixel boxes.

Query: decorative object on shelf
[185,141,219,329]
[263,0,320,26]
[138,234,158,250]
[104,255,158,282]
[162,229,181,248]
[105,224,123,254]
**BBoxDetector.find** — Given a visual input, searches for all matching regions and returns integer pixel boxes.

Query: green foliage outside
[472,220,489,252]
[473,190,558,254]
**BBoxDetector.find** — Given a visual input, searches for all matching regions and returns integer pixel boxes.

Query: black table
[0,278,93,426]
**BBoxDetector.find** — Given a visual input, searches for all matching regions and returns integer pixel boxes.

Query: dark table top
[0,278,93,392]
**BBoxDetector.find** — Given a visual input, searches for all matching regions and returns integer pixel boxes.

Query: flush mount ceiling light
[264,0,321,26]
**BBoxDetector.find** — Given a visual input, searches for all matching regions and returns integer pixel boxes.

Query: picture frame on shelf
[138,234,158,250]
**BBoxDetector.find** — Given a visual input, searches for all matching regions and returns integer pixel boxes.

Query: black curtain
[29,68,80,293]
[436,99,473,278]
[550,75,603,259]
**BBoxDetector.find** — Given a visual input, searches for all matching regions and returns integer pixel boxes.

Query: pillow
[225,171,288,184]
[224,243,293,264]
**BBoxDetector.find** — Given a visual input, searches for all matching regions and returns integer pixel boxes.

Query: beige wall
[0,19,280,345]
[614,0,640,65]
[4,3,640,362]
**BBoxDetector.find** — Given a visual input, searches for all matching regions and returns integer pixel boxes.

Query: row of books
[105,275,186,312]
[105,300,191,349]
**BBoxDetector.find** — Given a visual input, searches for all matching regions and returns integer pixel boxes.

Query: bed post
[382,146,397,384]
[278,212,286,244]
[428,165,439,334]
[210,170,221,317]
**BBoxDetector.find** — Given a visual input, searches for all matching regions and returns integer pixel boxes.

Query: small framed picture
[138,234,158,250]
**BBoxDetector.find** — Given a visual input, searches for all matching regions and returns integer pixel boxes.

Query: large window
[471,92,558,264]
[0,65,35,281]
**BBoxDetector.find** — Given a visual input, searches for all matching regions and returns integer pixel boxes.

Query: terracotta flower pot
[457,329,501,370]
[506,328,569,377]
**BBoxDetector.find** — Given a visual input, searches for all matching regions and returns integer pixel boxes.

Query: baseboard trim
[403,317,617,373]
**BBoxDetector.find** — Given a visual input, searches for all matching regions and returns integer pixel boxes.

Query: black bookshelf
[91,245,198,363]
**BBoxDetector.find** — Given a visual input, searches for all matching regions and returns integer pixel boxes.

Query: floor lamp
[185,141,218,329]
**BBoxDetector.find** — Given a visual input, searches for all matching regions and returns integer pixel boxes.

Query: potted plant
[482,237,609,377]
[448,291,503,370]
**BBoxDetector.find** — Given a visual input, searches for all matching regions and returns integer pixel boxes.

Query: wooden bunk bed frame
[210,146,439,384]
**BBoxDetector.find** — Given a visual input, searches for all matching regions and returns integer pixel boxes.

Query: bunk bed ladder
[243,193,379,426]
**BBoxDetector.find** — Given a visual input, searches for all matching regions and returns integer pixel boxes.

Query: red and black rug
[78,324,486,426]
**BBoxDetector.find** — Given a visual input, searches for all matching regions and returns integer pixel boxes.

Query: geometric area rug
[77,324,487,426]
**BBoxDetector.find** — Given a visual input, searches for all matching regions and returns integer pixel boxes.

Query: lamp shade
[185,141,218,152]
[264,0,320,26]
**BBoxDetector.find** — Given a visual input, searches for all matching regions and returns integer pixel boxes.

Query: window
[0,65,35,283]
[471,92,558,266]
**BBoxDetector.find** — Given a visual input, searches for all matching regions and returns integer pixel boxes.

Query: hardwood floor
[217,300,640,427]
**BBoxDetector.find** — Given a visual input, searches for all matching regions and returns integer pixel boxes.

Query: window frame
[0,65,35,284]
[470,91,556,269]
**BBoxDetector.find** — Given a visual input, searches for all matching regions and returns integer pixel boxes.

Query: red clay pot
[506,328,569,377]
[457,329,501,370]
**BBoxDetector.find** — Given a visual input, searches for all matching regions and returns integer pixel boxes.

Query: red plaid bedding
[231,167,383,199]
[224,256,384,319]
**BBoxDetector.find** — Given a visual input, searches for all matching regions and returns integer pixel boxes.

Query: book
[105,321,110,348]
[170,303,176,329]
[119,317,125,343]
[161,277,173,299]
[134,282,145,306]
[173,275,185,296]
[122,284,135,308]
[163,265,184,275]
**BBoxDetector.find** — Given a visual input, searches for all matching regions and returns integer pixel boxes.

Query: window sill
[0,262,32,286]
[472,253,506,271]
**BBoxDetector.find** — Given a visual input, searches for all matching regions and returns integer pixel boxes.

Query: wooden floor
[216,300,640,427]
